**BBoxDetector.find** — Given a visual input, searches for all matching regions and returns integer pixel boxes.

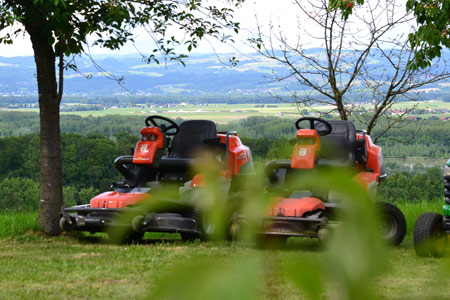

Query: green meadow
[1,199,449,300]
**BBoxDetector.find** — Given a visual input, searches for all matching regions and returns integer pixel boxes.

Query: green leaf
[283,257,324,299]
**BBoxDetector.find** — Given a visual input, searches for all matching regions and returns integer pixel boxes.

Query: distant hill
[1,51,450,102]
[0,53,289,98]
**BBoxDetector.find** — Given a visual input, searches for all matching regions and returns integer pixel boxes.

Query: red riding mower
[236,117,406,246]
[60,115,253,242]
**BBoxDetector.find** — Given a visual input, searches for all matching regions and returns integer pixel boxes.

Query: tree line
[1,112,449,157]
[0,133,132,212]
[0,95,287,108]
[0,117,446,211]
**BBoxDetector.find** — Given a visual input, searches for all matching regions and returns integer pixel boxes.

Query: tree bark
[26,21,63,236]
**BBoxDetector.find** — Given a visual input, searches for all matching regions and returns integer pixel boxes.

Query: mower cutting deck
[231,117,407,246]
[60,115,254,242]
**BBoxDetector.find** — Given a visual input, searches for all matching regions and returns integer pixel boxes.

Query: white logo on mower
[298,147,307,156]
[140,144,148,152]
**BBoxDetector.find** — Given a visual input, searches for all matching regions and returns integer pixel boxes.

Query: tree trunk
[26,23,63,236]
[335,95,348,120]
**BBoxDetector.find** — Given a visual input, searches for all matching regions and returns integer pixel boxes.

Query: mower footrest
[62,213,129,232]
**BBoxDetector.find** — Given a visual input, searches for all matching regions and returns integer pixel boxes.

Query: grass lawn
[1,200,449,300]
[0,234,449,299]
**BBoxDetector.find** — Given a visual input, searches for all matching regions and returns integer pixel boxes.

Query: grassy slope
[1,201,449,300]
[0,236,448,299]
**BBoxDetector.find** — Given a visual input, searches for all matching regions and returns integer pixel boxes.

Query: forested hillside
[2,52,450,101]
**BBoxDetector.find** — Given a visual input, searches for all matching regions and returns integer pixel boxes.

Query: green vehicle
[413,159,450,257]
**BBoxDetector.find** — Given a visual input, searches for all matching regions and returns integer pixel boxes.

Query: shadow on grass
[67,231,326,253]
[67,231,189,246]
[252,237,324,253]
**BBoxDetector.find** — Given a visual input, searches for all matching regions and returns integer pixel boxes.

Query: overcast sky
[0,0,411,57]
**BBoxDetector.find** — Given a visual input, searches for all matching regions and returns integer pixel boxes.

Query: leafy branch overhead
[0,0,244,236]
[406,0,450,69]
[330,0,450,69]
[328,0,364,20]
[0,0,243,64]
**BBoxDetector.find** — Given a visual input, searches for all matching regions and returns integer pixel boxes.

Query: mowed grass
[1,201,449,300]
[1,238,449,300]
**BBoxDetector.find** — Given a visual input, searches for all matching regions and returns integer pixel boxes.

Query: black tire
[413,212,447,257]
[376,202,407,246]
[59,216,76,231]
[180,189,237,241]
[180,208,202,241]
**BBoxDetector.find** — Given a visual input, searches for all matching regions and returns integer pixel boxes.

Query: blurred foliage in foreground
[145,167,386,300]
[0,168,448,299]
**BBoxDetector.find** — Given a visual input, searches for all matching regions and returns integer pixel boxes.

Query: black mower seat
[315,120,357,166]
[169,120,218,159]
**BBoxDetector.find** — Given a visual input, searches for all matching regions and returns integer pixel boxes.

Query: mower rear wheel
[414,212,447,257]
[181,207,227,241]
[376,202,407,246]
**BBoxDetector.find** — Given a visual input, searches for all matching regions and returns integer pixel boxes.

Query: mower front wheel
[413,212,447,257]
[180,208,204,241]
[59,216,76,231]
[376,202,407,246]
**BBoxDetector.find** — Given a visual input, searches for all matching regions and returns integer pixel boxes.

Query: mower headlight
[445,159,450,176]
[141,134,157,141]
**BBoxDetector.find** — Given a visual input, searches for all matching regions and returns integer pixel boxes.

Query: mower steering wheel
[295,117,333,136]
[145,115,179,136]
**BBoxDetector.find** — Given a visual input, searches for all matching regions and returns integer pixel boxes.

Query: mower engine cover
[90,191,153,209]
[268,197,325,217]
[133,127,166,166]
[218,134,253,175]
[291,129,320,169]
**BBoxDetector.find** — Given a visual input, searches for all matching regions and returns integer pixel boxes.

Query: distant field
[384,157,447,168]
[2,100,449,123]
[2,103,301,123]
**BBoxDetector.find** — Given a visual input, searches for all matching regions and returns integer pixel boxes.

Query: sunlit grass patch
[0,212,38,239]
[394,200,443,241]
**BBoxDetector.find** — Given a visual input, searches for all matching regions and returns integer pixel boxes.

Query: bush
[378,167,443,202]
[0,177,39,212]
[63,186,100,206]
